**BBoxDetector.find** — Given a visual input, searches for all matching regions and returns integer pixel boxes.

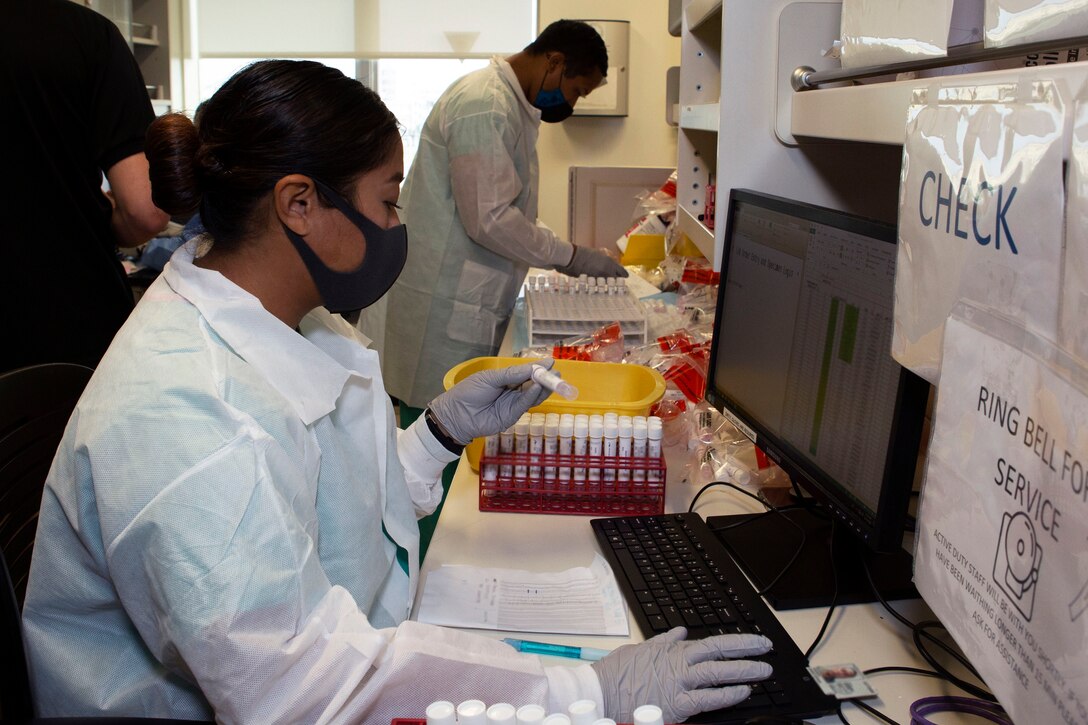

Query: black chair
[0,363,209,724]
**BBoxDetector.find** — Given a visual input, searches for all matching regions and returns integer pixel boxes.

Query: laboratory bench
[413,446,985,725]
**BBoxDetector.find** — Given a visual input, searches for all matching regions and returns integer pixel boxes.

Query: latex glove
[592,627,773,723]
[428,359,555,444]
[556,245,629,279]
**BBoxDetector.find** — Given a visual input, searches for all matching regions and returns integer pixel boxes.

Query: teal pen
[502,637,610,662]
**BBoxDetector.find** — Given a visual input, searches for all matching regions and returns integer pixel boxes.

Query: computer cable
[860,555,996,702]
[908,695,1011,725]
[803,519,839,661]
[694,480,808,596]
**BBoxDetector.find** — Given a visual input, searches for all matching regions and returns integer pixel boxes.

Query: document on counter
[416,553,629,636]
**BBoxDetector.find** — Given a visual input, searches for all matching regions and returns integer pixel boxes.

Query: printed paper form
[416,553,629,636]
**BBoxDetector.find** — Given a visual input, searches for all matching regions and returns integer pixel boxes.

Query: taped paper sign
[915,306,1088,725]
[894,80,1064,384]
[985,0,1088,48]
[1062,100,1088,365]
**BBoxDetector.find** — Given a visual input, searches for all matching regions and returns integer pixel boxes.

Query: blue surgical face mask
[533,65,574,123]
[281,177,407,314]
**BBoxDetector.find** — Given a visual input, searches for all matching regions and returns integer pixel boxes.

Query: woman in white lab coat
[22,59,771,725]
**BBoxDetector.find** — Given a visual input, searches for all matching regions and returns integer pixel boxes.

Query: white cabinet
[674,0,905,268]
[675,0,722,260]
[84,0,181,114]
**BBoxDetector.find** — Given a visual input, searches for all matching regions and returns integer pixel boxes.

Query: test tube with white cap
[632,705,664,725]
[542,714,571,725]
[426,700,456,725]
[544,413,560,484]
[647,417,663,484]
[587,415,604,487]
[457,699,488,725]
[567,699,601,725]
[558,413,575,485]
[529,413,545,485]
[514,414,530,482]
[487,703,517,725]
[515,704,547,725]
[591,720,617,725]
[573,414,589,486]
[531,365,578,400]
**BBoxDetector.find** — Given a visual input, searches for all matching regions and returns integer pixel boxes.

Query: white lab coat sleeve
[446,111,574,269]
[107,431,596,724]
[396,415,460,516]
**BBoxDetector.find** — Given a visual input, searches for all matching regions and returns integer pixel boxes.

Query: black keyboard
[591,513,836,724]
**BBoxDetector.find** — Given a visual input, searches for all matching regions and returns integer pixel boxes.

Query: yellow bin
[442,357,667,471]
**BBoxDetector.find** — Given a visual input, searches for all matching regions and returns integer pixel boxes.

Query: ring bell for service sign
[915,307,1088,725]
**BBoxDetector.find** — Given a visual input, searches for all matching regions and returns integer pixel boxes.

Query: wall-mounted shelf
[679,103,720,131]
[686,0,722,34]
[791,60,1088,145]
[677,206,715,259]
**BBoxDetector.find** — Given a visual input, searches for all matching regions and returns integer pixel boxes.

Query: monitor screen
[705,189,929,555]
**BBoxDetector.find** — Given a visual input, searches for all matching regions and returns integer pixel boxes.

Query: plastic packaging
[839,0,955,69]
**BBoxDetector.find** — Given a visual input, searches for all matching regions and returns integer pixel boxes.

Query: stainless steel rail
[792,36,1088,91]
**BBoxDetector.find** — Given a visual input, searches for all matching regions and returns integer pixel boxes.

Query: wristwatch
[424,407,466,455]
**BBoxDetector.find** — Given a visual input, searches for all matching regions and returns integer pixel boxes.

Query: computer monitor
[703,189,930,610]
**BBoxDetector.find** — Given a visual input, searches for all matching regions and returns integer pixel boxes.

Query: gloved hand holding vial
[531,364,579,400]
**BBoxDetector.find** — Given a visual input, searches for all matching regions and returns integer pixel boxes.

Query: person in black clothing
[1,0,168,372]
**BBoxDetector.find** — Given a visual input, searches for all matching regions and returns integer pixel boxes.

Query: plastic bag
[617,172,677,253]
[894,80,1064,384]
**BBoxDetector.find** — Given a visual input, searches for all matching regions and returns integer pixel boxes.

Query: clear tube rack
[524,274,648,347]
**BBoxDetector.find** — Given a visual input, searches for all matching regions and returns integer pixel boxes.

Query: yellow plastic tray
[443,357,667,471]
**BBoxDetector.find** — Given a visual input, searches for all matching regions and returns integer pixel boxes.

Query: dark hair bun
[146,113,202,216]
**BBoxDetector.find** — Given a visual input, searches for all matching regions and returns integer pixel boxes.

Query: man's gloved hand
[427,359,554,444]
[556,245,629,279]
[591,627,773,723]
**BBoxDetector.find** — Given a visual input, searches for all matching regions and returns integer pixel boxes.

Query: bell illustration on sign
[994,511,1043,620]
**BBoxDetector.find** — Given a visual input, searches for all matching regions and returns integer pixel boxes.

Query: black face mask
[282,177,407,314]
[533,67,574,123]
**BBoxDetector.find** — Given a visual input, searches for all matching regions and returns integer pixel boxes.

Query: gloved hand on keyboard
[427,359,554,445]
[555,245,629,279]
[591,627,773,723]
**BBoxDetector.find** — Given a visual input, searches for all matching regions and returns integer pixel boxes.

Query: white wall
[536,1,681,239]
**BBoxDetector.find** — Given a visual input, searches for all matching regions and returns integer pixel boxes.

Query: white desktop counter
[413,451,984,725]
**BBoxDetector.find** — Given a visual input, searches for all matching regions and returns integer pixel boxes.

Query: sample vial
[516,704,547,725]
[568,700,601,725]
[587,415,604,486]
[591,720,617,725]
[558,413,575,485]
[487,703,517,725]
[514,414,530,483]
[529,413,545,484]
[632,705,664,725]
[632,419,648,483]
[457,700,488,725]
[542,715,572,725]
[573,414,589,485]
[647,416,663,484]
[482,433,499,482]
[499,426,515,480]
[426,700,456,725]
[544,413,560,484]
[531,365,578,400]
[602,419,618,485]
[617,416,633,485]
